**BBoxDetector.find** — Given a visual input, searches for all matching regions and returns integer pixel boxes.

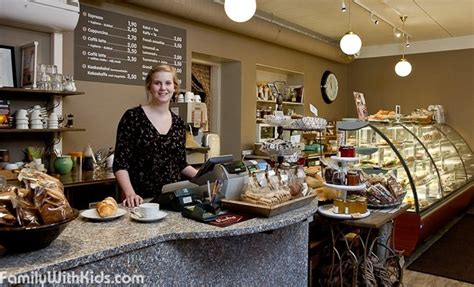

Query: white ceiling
[127,0,474,59]
[255,0,474,47]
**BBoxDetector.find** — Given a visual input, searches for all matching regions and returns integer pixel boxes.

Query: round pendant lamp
[339,0,362,55]
[224,0,256,23]
[340,32,362,55]
[395,59,412,77]
[395,16,412,77]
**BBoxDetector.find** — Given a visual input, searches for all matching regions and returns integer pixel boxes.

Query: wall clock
[321,71,338,104]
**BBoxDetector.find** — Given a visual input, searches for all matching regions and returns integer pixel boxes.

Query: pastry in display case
[337,120,473,255]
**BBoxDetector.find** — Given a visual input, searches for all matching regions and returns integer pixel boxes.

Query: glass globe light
[340,31,362,55]
[224,0,256,23]
[395,58,412,77]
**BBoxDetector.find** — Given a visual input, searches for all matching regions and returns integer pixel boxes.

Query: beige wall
[347,49,474,149]
[61,1,348,157]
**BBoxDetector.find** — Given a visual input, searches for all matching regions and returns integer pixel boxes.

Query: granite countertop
[0,200,318,276]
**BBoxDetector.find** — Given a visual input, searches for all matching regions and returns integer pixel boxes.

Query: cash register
[156,155,249,211]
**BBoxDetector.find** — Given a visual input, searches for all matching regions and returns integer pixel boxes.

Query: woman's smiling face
[148,71,175,104]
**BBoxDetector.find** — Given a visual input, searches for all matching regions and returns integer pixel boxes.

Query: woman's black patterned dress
[113,106,188,199]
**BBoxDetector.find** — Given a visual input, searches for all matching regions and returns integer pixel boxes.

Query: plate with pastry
[80,197,127,221]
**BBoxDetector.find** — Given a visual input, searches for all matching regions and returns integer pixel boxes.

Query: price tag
[310,104,318,117]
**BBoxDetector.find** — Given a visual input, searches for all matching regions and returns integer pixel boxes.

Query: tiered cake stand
[319,155,370,219]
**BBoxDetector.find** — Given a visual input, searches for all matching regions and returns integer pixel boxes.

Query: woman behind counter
[113,65,198,207]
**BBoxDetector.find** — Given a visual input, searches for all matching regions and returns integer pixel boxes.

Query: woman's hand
[122,194,144,207]
[115,170,143,207]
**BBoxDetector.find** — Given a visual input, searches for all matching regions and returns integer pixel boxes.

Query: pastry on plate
[96,197,118,217]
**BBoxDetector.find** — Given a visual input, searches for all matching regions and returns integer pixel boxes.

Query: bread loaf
[96,197,118,217]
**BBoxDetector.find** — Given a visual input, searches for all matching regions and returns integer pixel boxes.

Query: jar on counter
[324,168,335,183]
[346,171,360,186]
[333,198,345,214]
[339,145,355,157]
[346,198,357,214]
[69,151,83,171]
[355,197,367,214]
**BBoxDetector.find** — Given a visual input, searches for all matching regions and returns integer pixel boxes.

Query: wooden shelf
[0,87,84,96]
[257,99,303,106]
[0,128,86,133]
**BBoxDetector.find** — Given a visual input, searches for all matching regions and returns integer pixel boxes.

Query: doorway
[191,60,221,134]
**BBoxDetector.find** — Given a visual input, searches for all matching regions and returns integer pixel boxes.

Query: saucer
[130,210,167,222]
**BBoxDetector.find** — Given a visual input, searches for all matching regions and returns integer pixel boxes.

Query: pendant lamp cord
[401,16,407,59]
[349,0,352,31]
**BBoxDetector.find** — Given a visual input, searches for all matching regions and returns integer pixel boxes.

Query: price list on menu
[74,5,186,87]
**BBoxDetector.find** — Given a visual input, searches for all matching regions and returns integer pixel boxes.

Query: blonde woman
[113,65,197,207]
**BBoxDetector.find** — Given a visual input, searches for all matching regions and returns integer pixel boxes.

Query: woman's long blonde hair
[145,64,180,101]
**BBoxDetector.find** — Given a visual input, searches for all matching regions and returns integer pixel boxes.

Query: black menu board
[74,5,186,87]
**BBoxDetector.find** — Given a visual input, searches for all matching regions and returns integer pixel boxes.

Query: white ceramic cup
[184,91,194,102]
[194,95,201,103]
[31,110,42,119]
[177,94,185,103]
[16,109,28,118]
[133,203,160,218]
[49,113,58,121]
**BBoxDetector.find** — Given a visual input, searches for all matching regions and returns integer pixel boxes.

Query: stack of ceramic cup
[15,109,28,129]
[185,91,195,102]
[30,109,43,129]
[48,112,59,129]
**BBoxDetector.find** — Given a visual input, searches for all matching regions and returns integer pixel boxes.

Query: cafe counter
[0,200,318,285]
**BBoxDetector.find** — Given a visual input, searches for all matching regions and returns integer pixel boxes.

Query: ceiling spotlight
[341,0,347,12]
[224,0,256,23]
[394,28,402,38]
[370,13,379,25]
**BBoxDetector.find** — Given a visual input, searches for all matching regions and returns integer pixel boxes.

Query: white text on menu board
[75,5,186,86]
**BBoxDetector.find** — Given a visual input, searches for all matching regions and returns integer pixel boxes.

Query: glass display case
[337,121,473,214]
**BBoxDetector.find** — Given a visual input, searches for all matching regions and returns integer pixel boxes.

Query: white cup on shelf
[30,110,42,119]
[49,113,58,121]
[184,91,194,102]
[16,109,28,119]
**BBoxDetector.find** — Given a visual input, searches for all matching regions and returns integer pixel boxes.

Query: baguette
[96,197,118,217]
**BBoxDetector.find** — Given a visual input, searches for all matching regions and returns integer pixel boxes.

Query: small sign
[310,104,318,117]
[353,92,368,121]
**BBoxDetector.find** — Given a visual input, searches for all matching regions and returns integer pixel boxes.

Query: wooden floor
[403,270,473,286]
